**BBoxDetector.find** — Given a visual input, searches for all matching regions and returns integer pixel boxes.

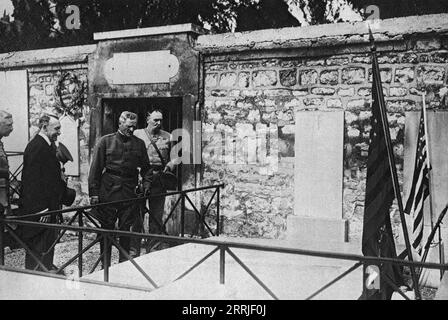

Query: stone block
[395,67,415,84]
[279,69,297,87]
[215,100,236,109]
[305,59,325,66]
[352,55,371,64]
[320,70,339,85]
[252,70,277,87]
[205,73,218,87]
[400,53,419,64]
[208,63,228,71]
[417,66,446,85]
[219,72,237,87]
[286,216,348,243]
[300,69,318,86]
[387,99,417,112]
[241,90,262,97]
[238,72,250,88]
[240,62,260,69]
[211,90,228,97]
[326,56,350,66]
[358,87,371,97]
[292,89,309,96]
[432,51,448,63]
[338,87,355,97]
[378,53,400,64]
[327,98,342,109]
[389,87,408,97]
[342,67,366,84]
[280,59,301,68]
[311,87,335,95]
[303,98,324,108]
[263,89,291,96]
[419,54,430,62]
[347,99,368,110]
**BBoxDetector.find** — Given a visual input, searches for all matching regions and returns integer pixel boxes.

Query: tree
[347,0,448,20]
[10,0,55,50]
[234,0,299,32]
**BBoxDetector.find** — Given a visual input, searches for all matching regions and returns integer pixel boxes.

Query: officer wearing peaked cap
[88,111,151,265]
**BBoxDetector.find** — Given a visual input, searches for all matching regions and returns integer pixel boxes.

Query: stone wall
[28,66,90,205]
[200,25,448,241]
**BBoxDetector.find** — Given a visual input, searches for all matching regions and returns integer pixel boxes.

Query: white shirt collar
[38,132,51,146]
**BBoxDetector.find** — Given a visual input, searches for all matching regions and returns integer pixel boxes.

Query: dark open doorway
[101,97,183,134]
[101,97,183,189]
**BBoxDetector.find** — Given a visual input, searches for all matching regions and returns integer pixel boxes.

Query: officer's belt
[150,165,164,171]
[105,168,137,178]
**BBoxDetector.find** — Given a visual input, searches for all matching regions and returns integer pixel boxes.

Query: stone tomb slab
[292,110,346,243]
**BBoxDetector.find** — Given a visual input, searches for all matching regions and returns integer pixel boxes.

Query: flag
[404,110,430,256]
[361,44,404,299]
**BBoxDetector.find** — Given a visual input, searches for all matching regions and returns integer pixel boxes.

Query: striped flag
[361,46,404,299]
[404,110,430,256]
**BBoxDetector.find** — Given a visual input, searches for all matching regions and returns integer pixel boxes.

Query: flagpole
[369,29,422,300]
[422,92,435,231]
[421,92,444,280]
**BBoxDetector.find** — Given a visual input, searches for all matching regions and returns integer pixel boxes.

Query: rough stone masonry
[197,14,448,242]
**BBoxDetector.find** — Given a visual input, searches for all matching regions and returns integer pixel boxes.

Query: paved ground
[1,235,442,299]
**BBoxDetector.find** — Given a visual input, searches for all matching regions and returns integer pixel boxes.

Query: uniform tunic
[88,131,151,262]
[88,131,151,202]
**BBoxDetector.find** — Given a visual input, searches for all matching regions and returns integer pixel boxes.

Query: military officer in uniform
[88,111,151,264]
[131,109,179,253]
[0,110,13,215]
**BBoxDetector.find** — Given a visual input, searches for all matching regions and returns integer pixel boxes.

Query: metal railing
[0,184,223,278]
[1,183,447,299]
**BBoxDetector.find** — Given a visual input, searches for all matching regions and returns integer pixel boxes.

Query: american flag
[404,110,430,256]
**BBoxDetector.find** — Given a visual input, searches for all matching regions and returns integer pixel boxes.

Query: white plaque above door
[104,50,180,85]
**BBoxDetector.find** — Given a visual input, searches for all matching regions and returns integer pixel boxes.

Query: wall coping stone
[0,44,97,69]
[196,14,448,54]
[93,23,207,41]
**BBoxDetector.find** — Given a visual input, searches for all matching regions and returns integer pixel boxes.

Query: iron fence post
[181,192,185,237]
[0,205,4,266]
[103,233,109,282]
[220,245,225,284]
[78,210,84,278]
[216,187,220,236]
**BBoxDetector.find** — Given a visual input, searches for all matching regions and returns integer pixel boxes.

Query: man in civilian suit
[20,114,66,271]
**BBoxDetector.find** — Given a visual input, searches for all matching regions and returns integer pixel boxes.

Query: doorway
[101,97,182,135]
[101,97,183,187]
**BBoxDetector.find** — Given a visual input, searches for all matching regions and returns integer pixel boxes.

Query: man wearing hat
[131,109,179,254]
[88,111,151,265]
[20,114,74,271]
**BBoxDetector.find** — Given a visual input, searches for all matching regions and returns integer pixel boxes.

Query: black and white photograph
[1,0,448,305]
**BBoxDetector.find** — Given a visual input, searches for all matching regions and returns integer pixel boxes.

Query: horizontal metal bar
[4,218,448,271]
[6,184,225,220]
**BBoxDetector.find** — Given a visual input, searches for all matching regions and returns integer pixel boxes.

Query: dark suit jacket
[19,135,66,239]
